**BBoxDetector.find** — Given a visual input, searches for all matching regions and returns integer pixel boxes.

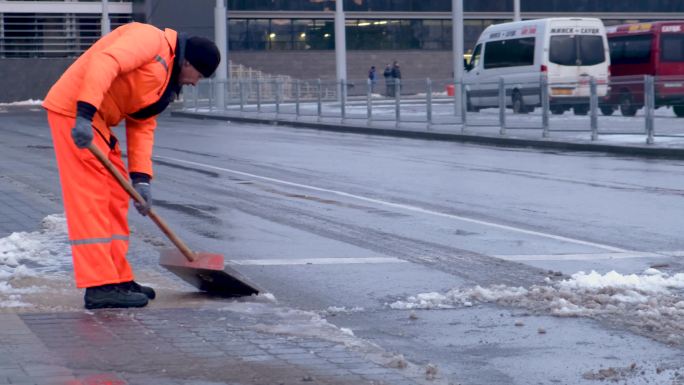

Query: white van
[464,18,610,115]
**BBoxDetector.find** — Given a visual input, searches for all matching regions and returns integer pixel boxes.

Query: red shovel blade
[159,249,260,297]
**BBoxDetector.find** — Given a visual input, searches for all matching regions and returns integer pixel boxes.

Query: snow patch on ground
[320,305,365,317]
[0,214,71,307]
[256,292,277,302]
[218,301,366,348]
[0,99,42,106]
[215,301,444,383]
[390,269,684,345]
[0,294,31,308]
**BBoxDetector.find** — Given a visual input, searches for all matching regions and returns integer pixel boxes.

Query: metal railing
[182,75,684,145]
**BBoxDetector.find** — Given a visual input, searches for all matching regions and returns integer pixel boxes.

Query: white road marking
[496,252,659,262]
[228,257,409,266]
[156,155,630,253]
[494,250,684,261]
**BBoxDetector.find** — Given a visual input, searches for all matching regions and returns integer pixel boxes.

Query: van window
[580,36,606,65]
[550,35,606,66]
[609,34,652,64]
[661,34,684,62]
[469,44,482,69]
[483,37,535,69]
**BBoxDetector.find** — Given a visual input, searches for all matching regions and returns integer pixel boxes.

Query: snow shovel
[88,143,260,297]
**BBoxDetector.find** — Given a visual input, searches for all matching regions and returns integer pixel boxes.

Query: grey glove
[71,115,93,148]
[132,182,151,216]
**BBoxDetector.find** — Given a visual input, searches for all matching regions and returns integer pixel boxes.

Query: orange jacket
[43,22,178,177]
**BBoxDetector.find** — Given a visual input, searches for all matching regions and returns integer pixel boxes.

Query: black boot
[84,283,148,309]
[119,281,156,300]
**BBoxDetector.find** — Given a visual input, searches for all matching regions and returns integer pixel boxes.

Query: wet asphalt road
[1,106,682,384]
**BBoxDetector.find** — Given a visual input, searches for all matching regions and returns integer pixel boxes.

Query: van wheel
[512,91,528,114]
[620,92,637,117]
[673,105,684,117]
[573,105,589,115]
[551,106,565,115]
[600,105,614,116]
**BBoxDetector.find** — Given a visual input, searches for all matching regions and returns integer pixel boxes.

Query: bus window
[661,34,684,62]
[609,34,652,65]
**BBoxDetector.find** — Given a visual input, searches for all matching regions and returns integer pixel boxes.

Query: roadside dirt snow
[390,269,684,345]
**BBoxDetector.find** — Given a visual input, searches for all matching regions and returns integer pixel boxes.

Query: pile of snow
[390,269,684,345]
[0,214,71,307]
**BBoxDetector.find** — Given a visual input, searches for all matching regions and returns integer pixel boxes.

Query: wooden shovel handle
[87,143,197,262]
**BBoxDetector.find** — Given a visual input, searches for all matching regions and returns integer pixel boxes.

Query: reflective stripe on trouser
[47,110,134,288]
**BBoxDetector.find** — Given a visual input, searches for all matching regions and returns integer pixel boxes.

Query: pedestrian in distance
[42,22,220,310]
[368,65,377,93]
[391,60,402,96]
[383,63,393,97]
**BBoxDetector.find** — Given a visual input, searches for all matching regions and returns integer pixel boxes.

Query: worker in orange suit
[43,22,220,309]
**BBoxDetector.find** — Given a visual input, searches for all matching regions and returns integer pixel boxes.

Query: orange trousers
[47,110,134,288]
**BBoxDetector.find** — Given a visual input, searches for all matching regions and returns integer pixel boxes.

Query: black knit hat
[185,36,220,77]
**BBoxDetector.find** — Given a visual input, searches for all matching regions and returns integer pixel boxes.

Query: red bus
[601,21,684,117]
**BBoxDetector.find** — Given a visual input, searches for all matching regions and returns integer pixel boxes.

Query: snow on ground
[0,213,71,275]
[0,214,72,308]
[0,99,42,106]
[216,300,438,382]
[390,269,684,345]
[191,100,684,146]
[318,305,366,317]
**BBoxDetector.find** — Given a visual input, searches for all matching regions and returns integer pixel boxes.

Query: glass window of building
[521,0,684,12]
[421,20,445,50]
[268,19,293,50]
[464,20,484,50]
[2,13,131,58]
[229,19,248,50]
[229,0,334,11]
[229,0,684,12]
[246,19,269,50]
[292,19,314,50]
[308,20,335,50]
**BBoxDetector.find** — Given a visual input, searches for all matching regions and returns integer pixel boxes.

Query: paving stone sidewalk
[0,307,441,385]
[0,177,58,238]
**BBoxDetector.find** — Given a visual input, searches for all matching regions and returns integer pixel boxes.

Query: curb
[171,111,684,160]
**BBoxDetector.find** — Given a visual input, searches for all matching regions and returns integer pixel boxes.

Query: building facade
[1,0,683,101]
[225,0,684,52]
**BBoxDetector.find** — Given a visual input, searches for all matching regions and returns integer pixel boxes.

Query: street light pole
[215,0,227,110]
[335,0,348,100]
[514,0,521,21]
[452,0,463,116]
[101,0,110,36]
